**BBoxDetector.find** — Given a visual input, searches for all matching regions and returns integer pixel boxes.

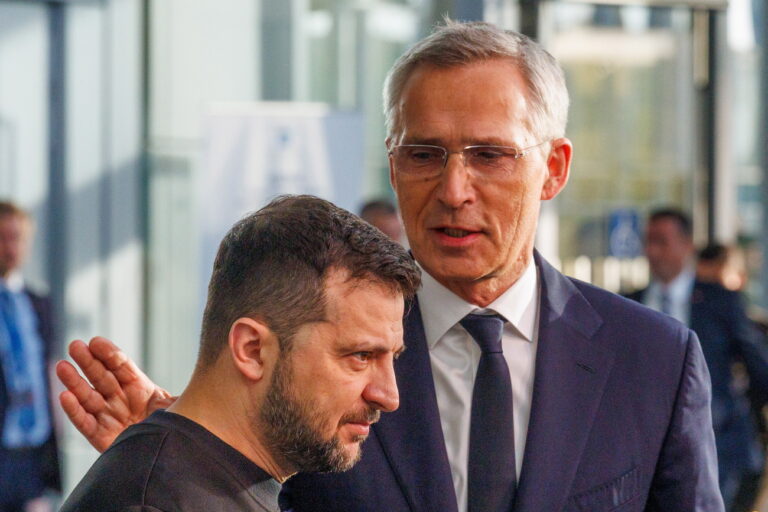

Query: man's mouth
[432,226,483,243]
[342,410,381,439]
[341,409,381,428]
[440,227,475,238]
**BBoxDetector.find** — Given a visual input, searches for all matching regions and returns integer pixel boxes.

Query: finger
[89,336,151,386]
[56,360,108,415]
[60,390,113,452]
[69,338,124,398]
[55,359,81,389]
[59,390,98,441]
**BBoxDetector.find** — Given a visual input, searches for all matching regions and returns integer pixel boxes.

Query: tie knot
[460,313,504,354]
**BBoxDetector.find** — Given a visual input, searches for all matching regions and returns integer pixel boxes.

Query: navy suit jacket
[282,254,723,511]
[0,287,61,492]
[628,281,768,479]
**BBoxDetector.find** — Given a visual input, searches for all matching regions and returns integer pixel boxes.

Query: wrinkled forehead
[391,60,534,142]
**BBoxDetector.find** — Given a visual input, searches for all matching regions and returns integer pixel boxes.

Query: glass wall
[0,0,145,495]
[726,0,765,309]
[145,0,427,393]
[0,1,49,282]
[546,4,698,291]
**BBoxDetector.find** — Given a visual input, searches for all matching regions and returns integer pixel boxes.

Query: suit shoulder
[571,278,672,320]
[623,287,647,303]
[693,281,741,304]
[569,277,693,349]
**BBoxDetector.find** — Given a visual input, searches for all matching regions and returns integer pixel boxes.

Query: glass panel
[537,3,699,291]
[727,0,764,305]
[303,0,420,194]
[145,0,424,392]
[0,2,49,283]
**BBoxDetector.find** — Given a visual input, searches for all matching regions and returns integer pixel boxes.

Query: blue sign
[608,209,642,258]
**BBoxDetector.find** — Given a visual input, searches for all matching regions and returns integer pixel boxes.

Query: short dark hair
[649,208,692,238]
[198,195,421,368]
[698,243,728,263]
[359,199,397,220]
[0,200,29,220]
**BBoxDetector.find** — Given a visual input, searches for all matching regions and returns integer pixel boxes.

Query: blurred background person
[627,207,768,511]
[0,201,60,512]
[697,243,748,292]
[359,198,404,243]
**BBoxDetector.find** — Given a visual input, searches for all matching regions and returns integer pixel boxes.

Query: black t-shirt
[61,410,281,512]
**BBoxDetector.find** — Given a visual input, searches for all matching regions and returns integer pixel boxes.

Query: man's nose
[363,360,400,413]
[435,152,476,209]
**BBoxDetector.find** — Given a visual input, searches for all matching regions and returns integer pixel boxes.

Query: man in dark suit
[0,201,60,512]
[56,21,723,511]
[627,208,768,510]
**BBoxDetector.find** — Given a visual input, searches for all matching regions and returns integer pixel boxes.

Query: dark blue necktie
[461,313,516,512]
[0,289,36,432]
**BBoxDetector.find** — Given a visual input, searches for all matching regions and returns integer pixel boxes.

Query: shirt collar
[0,271,24,293]
[417,260,538,349]
[649,266,695,303]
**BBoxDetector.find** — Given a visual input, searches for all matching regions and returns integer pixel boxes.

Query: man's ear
[540,137,573,201]
[228,318,278,382]
[386,137,398,193]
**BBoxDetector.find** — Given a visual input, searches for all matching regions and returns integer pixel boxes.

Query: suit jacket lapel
[373,297,459,512]
[514,254,615,512]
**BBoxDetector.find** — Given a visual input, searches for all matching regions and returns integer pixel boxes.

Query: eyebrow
[401,137,518,148]
[338,340,406,357]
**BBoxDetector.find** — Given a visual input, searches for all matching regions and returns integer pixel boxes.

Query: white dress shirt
[1,271,25,293]
[417,262,539,512]
[644,267,695,326]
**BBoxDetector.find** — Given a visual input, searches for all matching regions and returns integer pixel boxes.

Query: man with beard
[58,195,420,512]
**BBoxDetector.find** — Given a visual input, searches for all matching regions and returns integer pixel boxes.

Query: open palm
[56,337,176,452]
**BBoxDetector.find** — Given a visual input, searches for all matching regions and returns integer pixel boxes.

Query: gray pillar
[426,0,484,26]
[519,0,539,40]
[758,0,768,309]
[260,0,294,100]
[453,0,484,21]
[47,2,67,354]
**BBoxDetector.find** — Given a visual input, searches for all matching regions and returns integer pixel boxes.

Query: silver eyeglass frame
[388,140,551,173]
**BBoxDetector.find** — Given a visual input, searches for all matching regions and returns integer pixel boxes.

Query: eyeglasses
[388,141,549,178]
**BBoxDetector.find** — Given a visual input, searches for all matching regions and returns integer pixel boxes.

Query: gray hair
[383,20,569,143]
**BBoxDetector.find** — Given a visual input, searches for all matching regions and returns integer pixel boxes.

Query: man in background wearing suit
[57,21,723,511]
[0,201,60,512]
[627,207,768,510]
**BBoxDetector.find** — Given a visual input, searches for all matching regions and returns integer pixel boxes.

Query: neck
[168,367,294,483]
[657,265,692,286]
[434,252,532,307]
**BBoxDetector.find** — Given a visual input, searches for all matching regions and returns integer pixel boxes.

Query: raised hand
[56,337,176,452]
